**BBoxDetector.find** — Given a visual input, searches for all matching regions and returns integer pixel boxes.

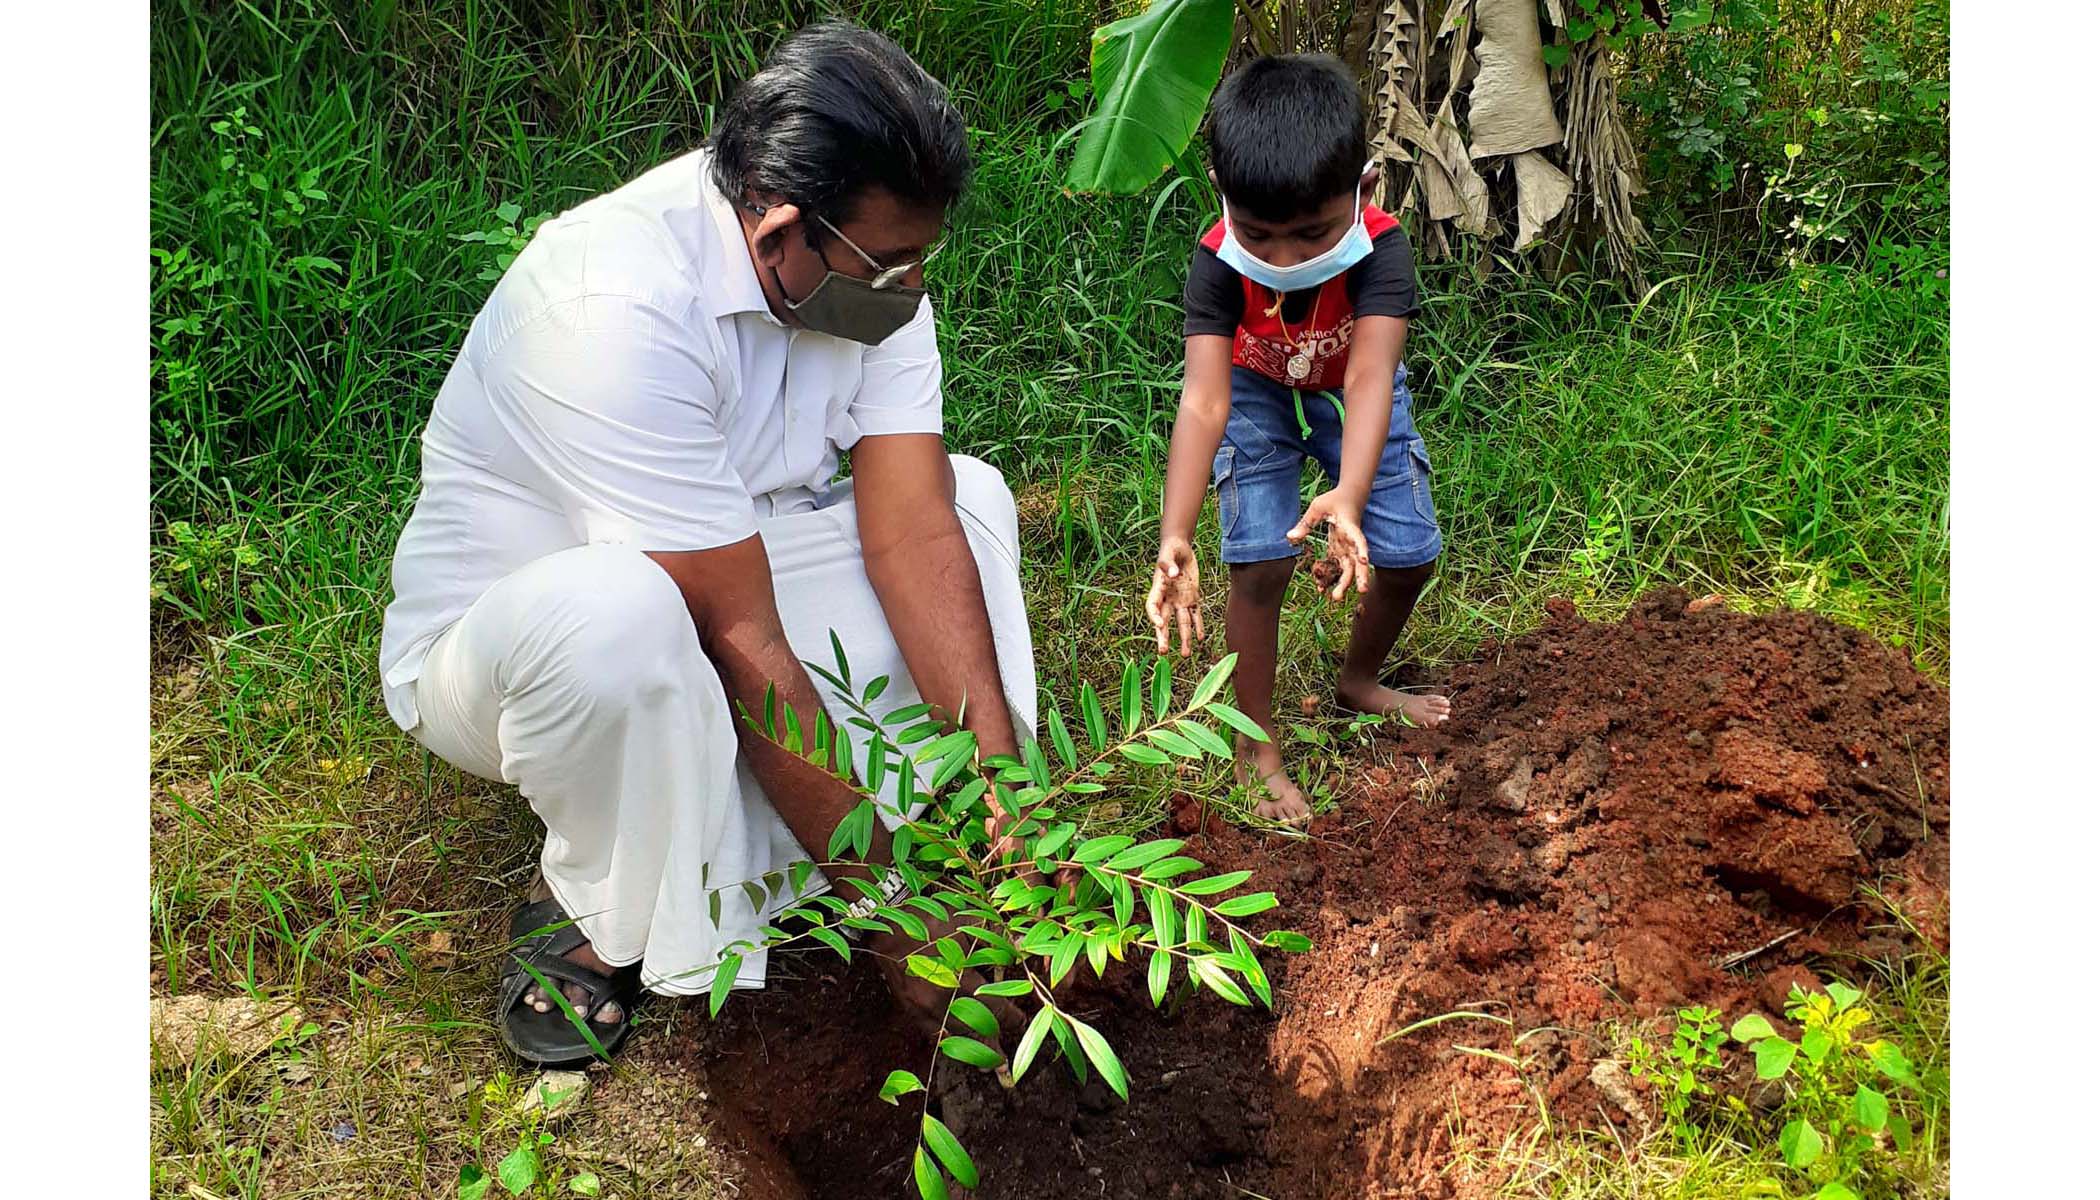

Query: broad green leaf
[1069,1016,1129,1100]
[880,1069,924,1104]
[1180,869,1253,895]
[939,1036,1004,1070]
[1868,1040,1916,1084]
[1175,719,1233,759]
[568,1173,602,1197]
[1064,0,1234,195]
[1012,1003,1056,1080]
[1191,653,1238,708]
[1778,1118,1823,1169]
[912,1146,949,1200]
[1215,891,1279,918]
[1853,1083,1888,1132]
[948,996,1001,1040]
[1825,979,1862,1011]
[458,1165,491,1200]
[1073,835,1136,864]
[922,1116,980,1189]
[1730,1013,1777,1042]
[1205,702,1270,743]
[1151,656,1173,721]
[1800,1025,1833,1065]
[1080,682,1108,747]
[497,1143,538,1195]
[1048,704,1078,770]
[1755,1037,1798,1080]
[1120,660,1142,735]
[1541,42,1572,68]
[1106,838,1184,872]
[1148,946,1172,1004]
[1889,1113,1914,1152]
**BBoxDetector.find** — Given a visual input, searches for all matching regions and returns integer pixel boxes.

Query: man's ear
[750,198,804,269]
[1359,165,1380,208]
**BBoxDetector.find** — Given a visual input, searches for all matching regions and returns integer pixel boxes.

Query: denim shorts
[1212,363,1443,569]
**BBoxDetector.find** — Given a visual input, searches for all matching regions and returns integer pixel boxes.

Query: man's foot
[519,878,626,1025]
[1336,678,1452,728]
[1236,743,1312,825]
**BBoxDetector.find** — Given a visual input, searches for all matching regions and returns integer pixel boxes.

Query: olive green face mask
[751,205,931,345]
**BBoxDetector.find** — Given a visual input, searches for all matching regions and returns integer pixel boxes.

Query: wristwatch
[844,867,911,932]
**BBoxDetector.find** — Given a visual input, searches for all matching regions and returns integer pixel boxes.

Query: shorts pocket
[1406,439,1437,524]
[1213,448,1241,538]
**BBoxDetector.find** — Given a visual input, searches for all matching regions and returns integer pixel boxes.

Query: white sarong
[404,454,1036,995]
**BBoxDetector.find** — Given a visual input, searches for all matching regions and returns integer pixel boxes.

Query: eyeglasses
[745,198,939,291]
[809,213,940,291]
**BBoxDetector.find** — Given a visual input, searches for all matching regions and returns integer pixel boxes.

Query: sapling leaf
[1151,656,1173,722]
[496,1143,537,1195]
[922,1116,980,1188]
[1147,729,1204,758]
[1086,930,1111,976]
[912,1147,949,1200]
[1191,957,1250,1005]
[1853,1083,1889,1131]
[1048,704,1078,770]
[1180,869,1253,895]
[1034,821,1077,859]
[830,629,852,687]
[1215,891,1279,917]
[1081,682,1108,747]
[879,1069,924,1104]
[1867,1040,1916,1084]
[1050,1010,1087,1083]
[1120,661,1142,735]
[1730,1013,1777,1042]
[1889,1113,1914,1152]
[907,957,960,988]
[1754,1037,1798,1079]
[708,952,742,1017]
[1106,838,1183,871]
[1069,1017,1129,1100]
[883,702,935,726]
[1826,979,1862,1011]
[1191,653,1238,708]
[1011,1004,1056,1080]
[1800,1025,1833,1065]
[1072,835,1135,864]
[1262,930,1312,952]
[1147,886,1178,947]
[1049,932,1083,986]
[1175,719,1233,759]
[1141,855,1203,880]
[862,674,889,704]
[1112,875,1134,927]
[948,997,1001,1040]
[1148,947,1171,1004]
[976,978,1033,998]
[1205,702,1270,743]
[1119,743,1172,766]
[939,1036,1003,1070]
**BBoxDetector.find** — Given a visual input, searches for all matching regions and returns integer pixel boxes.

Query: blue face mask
[1215,165,1376,294]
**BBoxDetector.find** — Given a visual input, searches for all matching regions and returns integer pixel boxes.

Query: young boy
[1146,53,1451,824]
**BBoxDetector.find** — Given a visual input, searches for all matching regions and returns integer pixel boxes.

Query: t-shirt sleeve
[1348,226,1420,320]
[1183,243,1246,338]
[841,295,944,445]
[479,294,760,552]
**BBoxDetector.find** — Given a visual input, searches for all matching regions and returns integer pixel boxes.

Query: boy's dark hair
[708,19,971,224]
[1208,54,1367,223]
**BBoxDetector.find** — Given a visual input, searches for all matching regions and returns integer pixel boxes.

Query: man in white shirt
[379,20,1035,1065]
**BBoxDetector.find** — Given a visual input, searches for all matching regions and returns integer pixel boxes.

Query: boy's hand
[1288,490,1372,602]
[1146,537,1205,656]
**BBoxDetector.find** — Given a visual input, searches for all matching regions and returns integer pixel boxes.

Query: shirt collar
[696,151,782,324]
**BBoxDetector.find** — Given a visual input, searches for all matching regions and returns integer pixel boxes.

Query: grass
[149,2,1950,1196]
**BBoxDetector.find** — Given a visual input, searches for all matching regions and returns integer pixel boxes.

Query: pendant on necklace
[1286,352,1312,381]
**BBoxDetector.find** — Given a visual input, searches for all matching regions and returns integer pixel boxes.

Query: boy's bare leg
[1225,557,1310,822]
[1335,560,1451,727]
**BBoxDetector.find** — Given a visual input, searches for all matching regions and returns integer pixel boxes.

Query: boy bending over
[1147,54,1451,824]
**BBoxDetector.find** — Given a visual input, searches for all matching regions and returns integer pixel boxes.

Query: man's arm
[647,539,896,881]
[1162,335,1235,545]
[848,432,1019,763]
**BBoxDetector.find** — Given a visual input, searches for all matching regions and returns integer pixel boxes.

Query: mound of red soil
[665,588,1949,1199]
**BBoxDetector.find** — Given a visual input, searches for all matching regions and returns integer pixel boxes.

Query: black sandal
[498,897,644,1067]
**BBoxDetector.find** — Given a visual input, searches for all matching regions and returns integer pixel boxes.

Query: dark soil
[665,589,1950,1199]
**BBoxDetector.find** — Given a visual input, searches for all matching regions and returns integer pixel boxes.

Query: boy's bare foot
[1336,678,1452,728]
[520,877,627,1024]
[1236,743,1312,825]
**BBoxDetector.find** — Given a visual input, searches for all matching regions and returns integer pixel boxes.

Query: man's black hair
[1208,54,1367,223]
[708,19,971,224]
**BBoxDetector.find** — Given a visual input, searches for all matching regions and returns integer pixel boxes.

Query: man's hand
[1146,536,1206,656]
[1288,490,1371,602]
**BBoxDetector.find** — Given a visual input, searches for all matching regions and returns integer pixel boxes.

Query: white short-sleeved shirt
[378,148,945,730]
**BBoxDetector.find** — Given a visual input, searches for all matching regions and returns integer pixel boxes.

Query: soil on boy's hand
[675,586,1949,1200]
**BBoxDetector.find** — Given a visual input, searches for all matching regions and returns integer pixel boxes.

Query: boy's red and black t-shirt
[1182,206,1420,392]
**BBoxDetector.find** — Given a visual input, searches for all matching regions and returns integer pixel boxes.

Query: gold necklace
[1268,286,1323,382]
